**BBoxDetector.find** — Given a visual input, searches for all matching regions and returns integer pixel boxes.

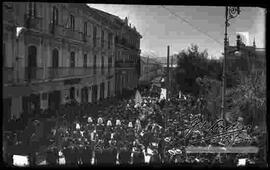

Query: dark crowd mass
[3,80,267,167]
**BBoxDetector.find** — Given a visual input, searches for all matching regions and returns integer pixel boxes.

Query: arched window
[70,51,75,67]
[52,49,59,68]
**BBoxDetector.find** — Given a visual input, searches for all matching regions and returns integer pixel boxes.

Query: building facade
[3,3,142,124]
[139,56,162,84]
[227,35,266,83]
[113,17,142,96]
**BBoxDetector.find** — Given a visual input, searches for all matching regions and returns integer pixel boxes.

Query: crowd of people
[4,82,267,167]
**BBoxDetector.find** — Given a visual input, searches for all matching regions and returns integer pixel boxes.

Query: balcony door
[52,49,59,68]
[92,85,97,103]
[28,45,37,80]
[48,90,60,112]
[70,87,75,100]
[100,82,105,100]
[70,52,75,68]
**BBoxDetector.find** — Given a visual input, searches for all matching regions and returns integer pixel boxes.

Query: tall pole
[221,7,228,126]
[167,46,170,99]
[147,56,149,82]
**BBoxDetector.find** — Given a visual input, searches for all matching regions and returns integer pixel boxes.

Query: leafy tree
[226,71,266,127]
[174,44,222,97]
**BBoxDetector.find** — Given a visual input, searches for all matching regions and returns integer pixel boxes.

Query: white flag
[236,32,250,46]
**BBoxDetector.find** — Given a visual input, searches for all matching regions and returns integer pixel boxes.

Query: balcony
[49,23,64,36]
[3,67,114,85]
[24,14,42,30]
[3,8,14,23]
[3,67,14,84]
[115,61,136,68]
[63,29,82,42]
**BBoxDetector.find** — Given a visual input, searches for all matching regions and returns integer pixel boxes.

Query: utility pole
[221,6,240,127]
[147,56,149,82]
[166,46,170,99]
[221,6,228,127]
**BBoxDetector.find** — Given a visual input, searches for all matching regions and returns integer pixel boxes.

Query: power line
[161,5,223,46]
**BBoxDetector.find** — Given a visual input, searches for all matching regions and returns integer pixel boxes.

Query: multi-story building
[113,17,142,96]
[139,56,162,85]
[227,35,265,81]
[3,3,135,125]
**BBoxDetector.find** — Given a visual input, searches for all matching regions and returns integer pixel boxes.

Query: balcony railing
[24,14,42,30]
[3,67,14,84]
[4,67,115,84]
[49,23,64,35]
[63,29,82,42]
[115,62,136,68]
[3,9,14,23]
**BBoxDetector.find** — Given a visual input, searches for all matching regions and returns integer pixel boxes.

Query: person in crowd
[118,142,132,164]
[96,117,105,139]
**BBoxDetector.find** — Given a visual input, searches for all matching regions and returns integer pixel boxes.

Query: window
[93,55,97,74]
[108,33,112,49]
[70,87,75,100]
[84,22,87,36]
[107,81,110,97]
[52,49,59,68]
[100,83,105,100]
[83,54,87,68]
[108,56,112,73]
[70,51,75,67]
[101,56,104,75]
[101,30,104,48]
[70,15,75,31]
[42,93,48,100]
[93,26,97,47]
[3,43,5,67]
[52,6,58,25]
[28,2,37,17]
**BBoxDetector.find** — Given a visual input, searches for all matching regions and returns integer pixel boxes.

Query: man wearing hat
[126,122,135,145]
[96,117,105,139]
[132,139,145,164]
[104,120,113,146]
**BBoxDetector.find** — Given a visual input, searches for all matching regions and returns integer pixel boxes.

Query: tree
[174,44,222,97]
[226,71,266,127]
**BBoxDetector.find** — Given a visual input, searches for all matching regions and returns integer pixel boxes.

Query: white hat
[107,120,112,126]
[97,117,103,124]
[116,119,121,126]
[128,122,133,128]
[76,123,80,130]
[88,117,93,123]
[58,150,63,157]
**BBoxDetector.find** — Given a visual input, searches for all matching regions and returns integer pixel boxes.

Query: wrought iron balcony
[49,23,64,35]
[63,29,82,42]
[115,61,136,68]
[24,14,42,30]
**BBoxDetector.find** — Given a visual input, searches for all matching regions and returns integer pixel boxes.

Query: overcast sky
[88,4,266,59]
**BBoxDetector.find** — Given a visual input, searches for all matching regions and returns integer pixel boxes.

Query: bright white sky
[88,4,266,59]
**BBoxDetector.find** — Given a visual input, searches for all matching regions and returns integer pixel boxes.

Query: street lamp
[221,6,240,126]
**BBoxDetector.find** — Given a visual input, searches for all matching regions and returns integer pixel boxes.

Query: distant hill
[153,56,178,65]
